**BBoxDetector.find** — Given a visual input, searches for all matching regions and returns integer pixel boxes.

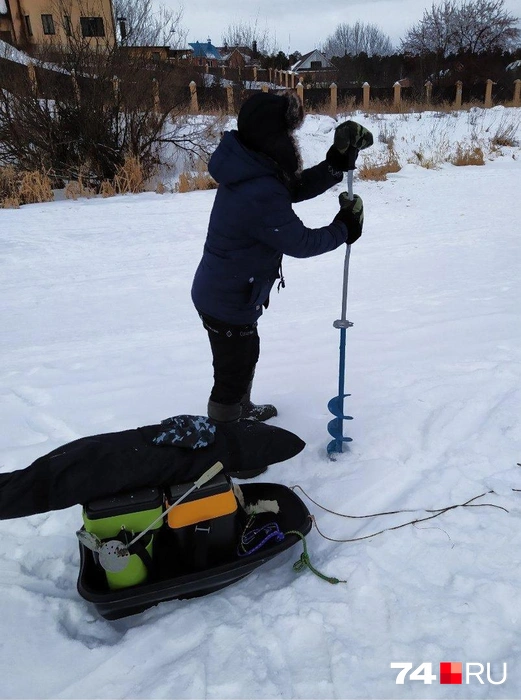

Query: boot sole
[241,409,278,422]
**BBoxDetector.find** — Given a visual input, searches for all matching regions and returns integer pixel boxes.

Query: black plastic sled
[77,482,312,620]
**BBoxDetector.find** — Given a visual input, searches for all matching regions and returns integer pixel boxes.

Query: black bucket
[77,482,312,619]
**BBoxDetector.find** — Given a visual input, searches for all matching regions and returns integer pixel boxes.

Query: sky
[1,106,521,698]
[162,0,521,53]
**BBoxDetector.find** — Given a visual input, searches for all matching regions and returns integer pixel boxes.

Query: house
[0,0,116,53]
[188,39,222,67]
[220,47,248,69]
[290,49,337,85]
[218,44,261,69]
[118,45,170,63]
[169,47,194,63]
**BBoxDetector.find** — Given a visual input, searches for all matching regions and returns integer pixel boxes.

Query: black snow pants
[199,313,260,405]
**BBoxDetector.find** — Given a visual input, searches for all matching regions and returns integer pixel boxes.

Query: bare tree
[401,0,520,55]
[221,18,277,55]
[322,21,394,58]
[113,0,187,47]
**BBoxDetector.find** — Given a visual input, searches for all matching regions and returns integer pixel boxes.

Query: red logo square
[440,662,463,684]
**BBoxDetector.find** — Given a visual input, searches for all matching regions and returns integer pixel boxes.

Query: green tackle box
[82,487,164,590]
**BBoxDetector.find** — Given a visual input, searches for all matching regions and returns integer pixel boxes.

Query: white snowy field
[1,108,521,699]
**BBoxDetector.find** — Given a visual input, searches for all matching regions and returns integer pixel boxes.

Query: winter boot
[207,400,242,423]
[240,381,277,422]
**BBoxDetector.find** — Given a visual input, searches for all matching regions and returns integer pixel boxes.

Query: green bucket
[82,487,164,590]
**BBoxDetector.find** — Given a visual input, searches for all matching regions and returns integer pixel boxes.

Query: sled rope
[290,486,508,544]
[286,529,346,585]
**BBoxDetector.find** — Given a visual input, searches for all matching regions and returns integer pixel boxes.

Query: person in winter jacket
[191,90,365,423]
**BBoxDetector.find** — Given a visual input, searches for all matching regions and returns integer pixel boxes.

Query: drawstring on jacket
[277,260,286,292]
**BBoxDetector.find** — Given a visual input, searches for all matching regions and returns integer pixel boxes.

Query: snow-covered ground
[1,108,521,699]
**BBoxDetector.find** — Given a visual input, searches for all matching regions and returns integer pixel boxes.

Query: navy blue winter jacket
[191,130,347,325]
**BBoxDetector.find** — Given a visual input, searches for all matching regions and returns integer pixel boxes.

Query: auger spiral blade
[327,404,353,458]
[327,394,352,418]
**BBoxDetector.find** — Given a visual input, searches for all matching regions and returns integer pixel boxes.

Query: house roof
[188,41,222,60]
[291,49,335,72]
[219,47,252,63]
[218,45,253,56]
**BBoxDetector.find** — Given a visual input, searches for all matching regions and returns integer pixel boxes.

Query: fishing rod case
[0,415,305,520]
[77,481,312,620]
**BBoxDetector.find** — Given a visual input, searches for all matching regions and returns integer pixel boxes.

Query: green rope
[285,530,346,585]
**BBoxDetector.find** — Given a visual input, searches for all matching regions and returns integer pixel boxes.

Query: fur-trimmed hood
[208,130,278,186]
[236,91,304,176]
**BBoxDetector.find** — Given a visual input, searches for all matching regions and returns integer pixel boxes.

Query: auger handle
[347,170,354,201]
[127,461,224,547]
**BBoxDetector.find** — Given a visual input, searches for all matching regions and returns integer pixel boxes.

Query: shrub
[378,122,397,147]
[408,149,439,169]
[175,160,217,192]
[2,197,20,209]
[18,170,54,204]
[100,180,117,198]
[490,116,519,148]
[0,166,17,203]
[65,171,96,200]
[114,156,145,194]
[358,144,401,180]
[0,166,53,207]
[450,145,485,166]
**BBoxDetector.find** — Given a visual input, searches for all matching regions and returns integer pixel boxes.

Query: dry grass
[431,99,485,114]
[378,122,397,147]
[450,144,485,166]
[114,156,145,194]
[100,180,116,198]
[362,98,395,115]
[1,166,53,208]
[18,170,53,204]
[306,99,336,116]
[408,149,440,169]
[64,165,98,199]
[0,166,17,206]
[362,98,434,115]
[64,181,81,200]
[65,177,95,200]
[337,96,357,114]
[175,160,217,192]
[64,158,144,199]
[365,98,494,116]
[194,104,229,119]
[490,116,519,148]
[358,144,401,181]
[2,197,20,209]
